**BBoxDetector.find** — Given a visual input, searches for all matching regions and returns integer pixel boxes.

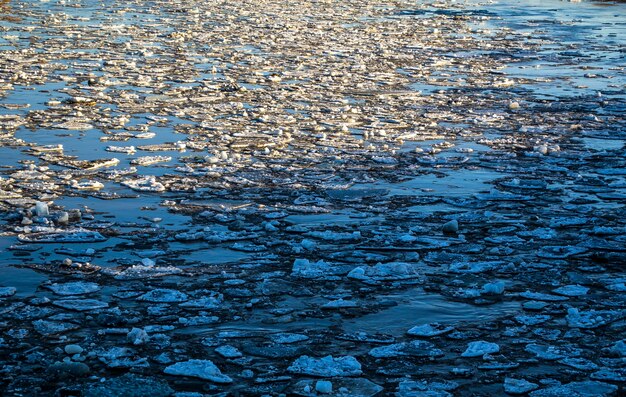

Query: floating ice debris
[591,368,626,382]
[520,291,568,302]
[322,298,358,309]
[164,359,232,383]
[121,176,165,192]
[529,381,617,397]
[292,259,335,279]
[179,294,222,309]
[54,121,94,130]
[18,230,107,243]
[53,299,109,311]
[566,308,626,329]
[397,380,458,397]
[407,323,454,337]
[294,378,382,397]
[130,156,172,166]
[0,287,16,297]
[47,361,90,378]
[559,357,599,371]
[336,332,395,344]
[270,333,310,344]
[70,180,105,190]
[33,320,80,335]
[537,246,588,259]
[106,145,136,154]
[525,343,581,360]
[482,281,505,295]
[461,341,500,357]
[306,230,361,242]
[84,374,174,397]
[448,261,506,274]
[288,355,362,377]
[1,0,625,394]
[112,265,183,280]
[64,344,83,355]
[47,282,101,296]
[35,201,49,217]
[138,289,188,303]
[515,315,551,326]
[369,340,444,358]
[127,328,150,345]
[215,345,242,359]
[609,341,626,357]
[553,285,589,297]
[504,378,539,395]
[442,219,459,234]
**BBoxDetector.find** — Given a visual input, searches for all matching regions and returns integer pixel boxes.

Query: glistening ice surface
[0,0,625,395]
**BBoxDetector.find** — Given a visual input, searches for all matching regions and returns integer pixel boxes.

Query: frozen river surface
[0,0,625,395]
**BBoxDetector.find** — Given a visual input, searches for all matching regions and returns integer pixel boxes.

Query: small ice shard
[322,298,358,309]
[127,328,150,345]
[461,341,500,357]
[609,340,626,357]
[292,259,333,278]
[215,345,242,359]
[64,345,83,355]
[288,355,362,377]
[138,289,188,303]
[47,282,101,296]
[504,378,538,395]
[407,323,454,337]
[482,281,505,295]
[35,201,49,217]
[316,380,333,394]
[140,258,155,267]
[164,359,232,383]
[442,219,459,234]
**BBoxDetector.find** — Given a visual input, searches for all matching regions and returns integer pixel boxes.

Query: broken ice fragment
[407,323,454,337]
[288,355,362,377]
[138,289,188,303]
[504,378,538,395]
[164,359,232,383]
[461,341,500,357]
[47,282,101,296]
[53,299,109,311]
